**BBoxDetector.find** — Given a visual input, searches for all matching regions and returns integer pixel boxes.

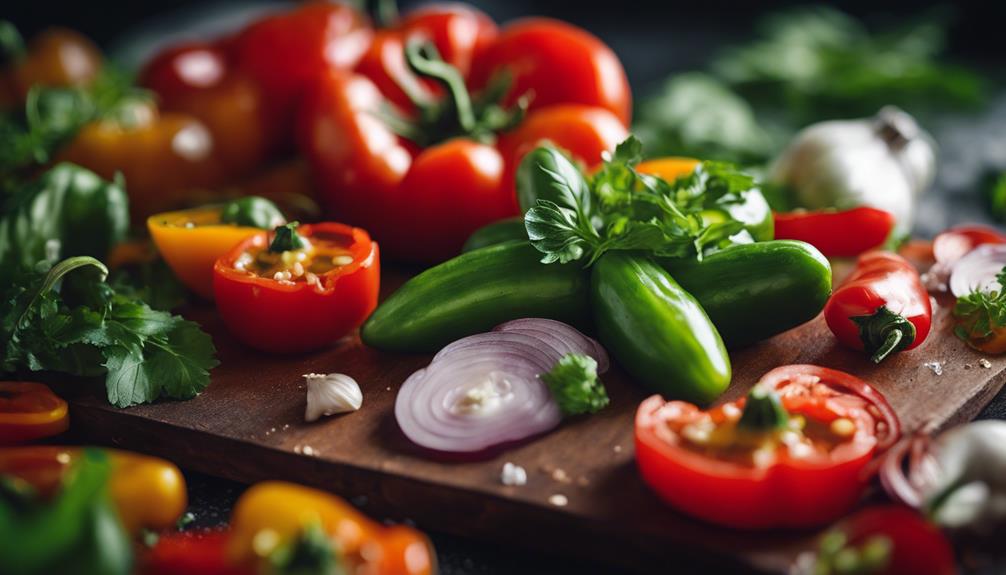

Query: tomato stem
[851,306,916,364]
[737,386,789,432]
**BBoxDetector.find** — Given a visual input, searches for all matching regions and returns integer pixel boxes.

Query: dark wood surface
[61,267,1006,574]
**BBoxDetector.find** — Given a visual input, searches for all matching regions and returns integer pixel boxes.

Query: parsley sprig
[523,136,752,266]
[2,256,218,407]
[953,267,1006,344]
[541,353,609,416]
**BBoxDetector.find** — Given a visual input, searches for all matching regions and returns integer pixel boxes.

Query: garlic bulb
[304,373,363,422]
[925,421,1006,532]
[769,106,937,236]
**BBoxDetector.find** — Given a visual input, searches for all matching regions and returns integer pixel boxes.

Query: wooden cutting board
[61,267,1006,574]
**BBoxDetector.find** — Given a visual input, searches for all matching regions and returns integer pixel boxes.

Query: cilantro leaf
[953,267,1006,344]
[1,256,218,408]
[541,353,609,416]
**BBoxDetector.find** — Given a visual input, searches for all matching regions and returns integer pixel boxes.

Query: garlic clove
[304,373,363,422]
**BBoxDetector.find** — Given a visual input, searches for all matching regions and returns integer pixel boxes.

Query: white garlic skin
[926,421,1006,532]
[304,373,363,422]
[769,106,937,237]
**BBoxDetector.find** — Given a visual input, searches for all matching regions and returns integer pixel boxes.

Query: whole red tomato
[231,1,373,144]
[469,18,631,126]
[140,42,269,177]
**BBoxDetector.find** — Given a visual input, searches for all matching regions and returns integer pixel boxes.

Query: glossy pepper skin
[825,251,932,363]
[228,481,435,575]
[0,381,69,444]
[362,240,590,352]
[214,223,380,354]
[635,365,900,530]
[148,203,280,300]
[0,446,187,534]
[591,252,730,404]
[299,8,630,263]
[662,240,832,348]
[774,206,895,257]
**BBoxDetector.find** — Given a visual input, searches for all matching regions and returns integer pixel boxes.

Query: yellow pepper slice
[635,156,700,182]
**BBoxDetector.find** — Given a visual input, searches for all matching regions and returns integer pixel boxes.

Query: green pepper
[661,240,832,348]
[219,195,285,229]
[361,241,591,352]
[592,252,730,403]
[461,217,525,253]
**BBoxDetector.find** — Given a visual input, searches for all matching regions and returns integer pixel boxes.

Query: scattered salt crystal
[302,445,316,456]
[613,445,622,453]
[551,468,570,483]
[980,358,992,369]
[548,494,568,507]
[924,361,944,376]
[500,462,527,486]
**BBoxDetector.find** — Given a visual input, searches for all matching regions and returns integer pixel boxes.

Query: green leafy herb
[524,137,755,266]
[1,256,218,408]
[541,353,609,416]
[984,172,1006,223]
[0,449,132,575]
[109,257,188,312]
[269,222,307,253]
[270,521,345,575]
[634,72,776,164]
[0,64,150,177]
[219,195,286,230]
[714,6,984,123]
[0,163,129,276]
[953,267,1006,344]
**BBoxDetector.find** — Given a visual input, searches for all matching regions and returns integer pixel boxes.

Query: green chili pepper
[591,252,730,403]
[361,241,590,352]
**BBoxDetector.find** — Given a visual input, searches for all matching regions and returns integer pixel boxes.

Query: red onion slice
[395,319,608,456]
[949,244,1006,298]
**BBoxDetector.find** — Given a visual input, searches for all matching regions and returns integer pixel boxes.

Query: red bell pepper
[213,222,380,353]
[635,365,900,530]
[825,251,932,363]
[299,7,630,263]
[804,506,957,575]
[142,531,250,575]
[773,207,895,257]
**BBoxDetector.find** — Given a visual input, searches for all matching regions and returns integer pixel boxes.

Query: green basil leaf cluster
[1,257,219,408]
[0,163,129,276]
[522,136,756,266]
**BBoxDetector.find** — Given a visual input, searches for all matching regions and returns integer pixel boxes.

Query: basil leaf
[0,163,129,275]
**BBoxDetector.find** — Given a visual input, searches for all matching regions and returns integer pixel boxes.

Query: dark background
[7,1,1006,573]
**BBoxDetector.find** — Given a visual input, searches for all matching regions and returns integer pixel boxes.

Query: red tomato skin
[824,251,932,353]
[356,4,498,112]
[140,42,269,177]
[634,365,900,530]
[213,223,380,354]
[296,70,414,240]
[773,207,895,257]
[231,1,373,143]
[839,506,958,575]
[469,18,631,127]
[394,138,510,261]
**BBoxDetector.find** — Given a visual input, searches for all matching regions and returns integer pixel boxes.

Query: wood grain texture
[61,268,1006,574]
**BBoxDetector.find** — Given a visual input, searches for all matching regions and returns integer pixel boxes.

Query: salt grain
[613,445,622,453]
[551,468,571,483]
[500,462,527,486]
[980,358,992,369]
[923,361,944,376]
